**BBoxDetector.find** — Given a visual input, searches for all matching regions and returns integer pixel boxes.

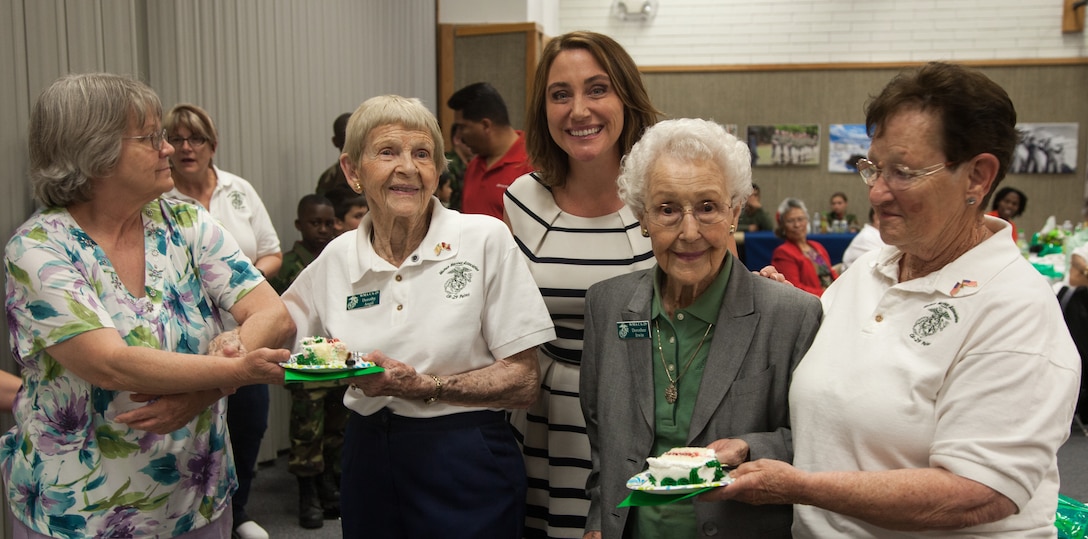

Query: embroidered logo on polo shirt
[909,301,959,346]
[228,191,246,210]
[439,261,478,299]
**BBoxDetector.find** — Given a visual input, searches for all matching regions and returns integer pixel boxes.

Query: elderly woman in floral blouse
[2,73,294,538]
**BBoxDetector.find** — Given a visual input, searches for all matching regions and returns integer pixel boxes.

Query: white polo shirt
[165,166,281,331]
[164,166,281,266]
[791,216,1080,538]
[282,199,556,418]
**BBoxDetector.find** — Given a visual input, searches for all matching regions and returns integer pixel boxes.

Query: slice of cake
[296,336,351,367]
[645,447,725,487]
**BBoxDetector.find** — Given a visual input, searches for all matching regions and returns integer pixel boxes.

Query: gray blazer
[581,264,822,538]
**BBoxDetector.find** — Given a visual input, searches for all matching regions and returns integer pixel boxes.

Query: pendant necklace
[654,320,714,404]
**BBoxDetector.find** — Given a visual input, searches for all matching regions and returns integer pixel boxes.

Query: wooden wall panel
[453,33,529,129]
[643,62,1088,233]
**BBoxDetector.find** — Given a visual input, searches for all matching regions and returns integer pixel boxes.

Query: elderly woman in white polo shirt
[281,94,555,539]
[707,62,1080,538]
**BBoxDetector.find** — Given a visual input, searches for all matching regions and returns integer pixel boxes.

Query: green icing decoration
[648,458,724,486]
[296,351,321,365]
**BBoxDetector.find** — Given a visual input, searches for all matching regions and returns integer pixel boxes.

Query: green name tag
[346,291,380,310]
[617,321,650,339]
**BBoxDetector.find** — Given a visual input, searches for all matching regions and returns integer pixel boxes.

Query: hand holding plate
[241,347,291,385]
[698,458,801,505]
[348,350,427,399]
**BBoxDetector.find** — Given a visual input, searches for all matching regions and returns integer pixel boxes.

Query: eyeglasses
[123,128,168,151]
[167,134,208,148]
[646,201,731,228]
[857,158,949,190]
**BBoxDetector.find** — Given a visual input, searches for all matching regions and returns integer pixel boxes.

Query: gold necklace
[654,320,714,404]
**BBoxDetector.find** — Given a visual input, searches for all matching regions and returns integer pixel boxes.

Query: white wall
[552,0,1088,65]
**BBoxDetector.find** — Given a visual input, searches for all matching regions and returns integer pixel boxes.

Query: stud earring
[967,197,977,205]
[641,226,650,237]
[730,225,737,233]
[354,181,363,192]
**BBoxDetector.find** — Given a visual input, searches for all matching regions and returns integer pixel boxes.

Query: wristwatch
[423,375,443,405]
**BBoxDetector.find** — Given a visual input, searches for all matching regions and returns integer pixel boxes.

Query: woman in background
[772,198,838,296]
[165,103,283,539]
[504,31,662,539]
[987,185,1026,240]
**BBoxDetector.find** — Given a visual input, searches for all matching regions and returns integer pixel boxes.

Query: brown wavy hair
[525,31,662,187]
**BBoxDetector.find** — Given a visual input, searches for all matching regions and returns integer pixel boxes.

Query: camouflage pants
[288,382,349,477]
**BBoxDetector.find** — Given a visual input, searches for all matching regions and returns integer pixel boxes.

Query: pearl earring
[967,198,977,205]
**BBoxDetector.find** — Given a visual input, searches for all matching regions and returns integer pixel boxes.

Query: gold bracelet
[423,375,443,405]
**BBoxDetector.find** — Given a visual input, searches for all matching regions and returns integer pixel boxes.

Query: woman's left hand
[115,389,223,434]
[707,438,751,466]
[348,350,427,399]
[754,265,790,284]
[208,329,247,358]
[700,458,802,505]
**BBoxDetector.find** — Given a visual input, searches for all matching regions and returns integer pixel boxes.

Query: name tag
[346,291,380,310]
[617,321,650,339]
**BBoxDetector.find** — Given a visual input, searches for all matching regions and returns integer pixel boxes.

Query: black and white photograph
[1012,123,1078,174]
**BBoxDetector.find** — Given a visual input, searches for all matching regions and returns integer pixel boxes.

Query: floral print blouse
[2,198,261,538]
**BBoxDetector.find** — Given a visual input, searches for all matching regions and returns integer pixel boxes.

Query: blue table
[740,231,856,270]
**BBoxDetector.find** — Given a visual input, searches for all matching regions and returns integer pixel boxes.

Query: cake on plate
[295,336,352,367]
[645,447,725,486]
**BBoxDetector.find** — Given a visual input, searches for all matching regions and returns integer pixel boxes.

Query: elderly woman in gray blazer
[580,118,822,539]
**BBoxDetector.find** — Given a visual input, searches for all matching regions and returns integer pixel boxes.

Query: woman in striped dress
[505,31,661,539]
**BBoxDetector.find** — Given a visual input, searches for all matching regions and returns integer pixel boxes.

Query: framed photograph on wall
[747,124,821,167]
[1013,123,1078,174]
[828,124,871,174]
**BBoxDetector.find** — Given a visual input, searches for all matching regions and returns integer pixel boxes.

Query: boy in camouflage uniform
[270,194,348,529]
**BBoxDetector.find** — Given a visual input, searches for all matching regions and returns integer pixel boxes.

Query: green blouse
[633,254,733,539]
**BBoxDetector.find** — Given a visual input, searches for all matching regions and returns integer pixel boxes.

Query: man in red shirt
[447,82,533,219]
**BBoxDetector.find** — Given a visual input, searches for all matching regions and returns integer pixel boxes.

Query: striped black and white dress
[506,173,655,539]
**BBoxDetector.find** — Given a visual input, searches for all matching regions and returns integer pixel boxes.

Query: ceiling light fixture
[611,0,657,22]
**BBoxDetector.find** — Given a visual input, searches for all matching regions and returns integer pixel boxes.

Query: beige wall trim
[453,22,541,37]
[641,57,1088,74]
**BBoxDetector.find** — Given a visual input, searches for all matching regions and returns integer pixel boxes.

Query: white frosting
[299,336,349,365]
[645,447,723,485]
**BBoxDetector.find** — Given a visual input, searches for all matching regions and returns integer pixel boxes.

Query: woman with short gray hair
[772,197,838,296]
[582,118,821,539]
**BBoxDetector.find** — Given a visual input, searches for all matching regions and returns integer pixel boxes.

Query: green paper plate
[283,365,384,383]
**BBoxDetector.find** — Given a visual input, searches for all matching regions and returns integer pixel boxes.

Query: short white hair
[617,118,752,217]
[776,197,809,222]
